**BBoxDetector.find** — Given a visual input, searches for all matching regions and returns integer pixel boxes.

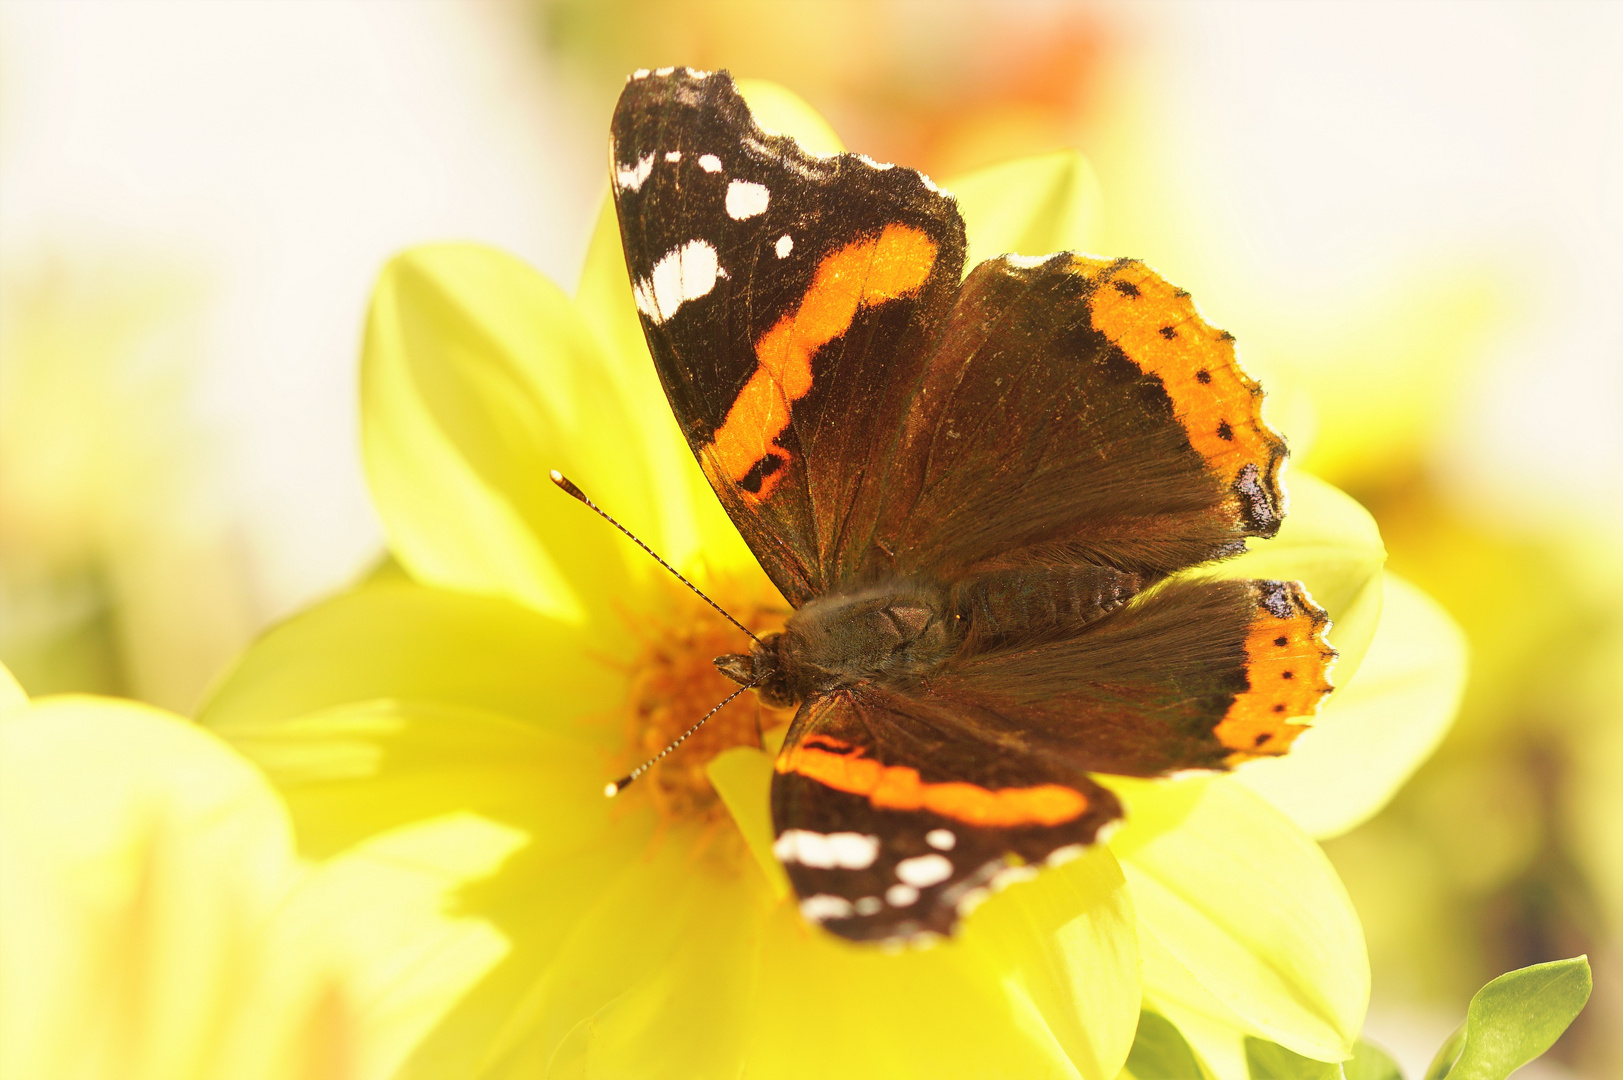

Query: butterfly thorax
[714,583,964,709]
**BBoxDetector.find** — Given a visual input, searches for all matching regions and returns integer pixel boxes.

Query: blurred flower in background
[2,1,1618,1077]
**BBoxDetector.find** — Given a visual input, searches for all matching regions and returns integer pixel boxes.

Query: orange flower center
[623,589,793,822]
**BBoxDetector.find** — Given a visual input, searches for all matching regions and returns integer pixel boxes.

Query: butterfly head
[714,633,798,709]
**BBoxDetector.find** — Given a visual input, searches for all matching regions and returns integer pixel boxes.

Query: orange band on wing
[1214,582,1335,763]
[777,738,1088,827]
[706,224,938,499]
[1074,256,1285,510]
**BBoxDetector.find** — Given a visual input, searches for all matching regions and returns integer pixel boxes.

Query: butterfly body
[611,66,1336,944]
[718,581,963,709]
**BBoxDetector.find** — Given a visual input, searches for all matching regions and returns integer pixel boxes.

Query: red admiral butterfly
[606,67,1333,945]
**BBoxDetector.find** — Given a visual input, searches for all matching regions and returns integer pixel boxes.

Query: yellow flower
[196,84,1464,1080]
[0,663,522,1080]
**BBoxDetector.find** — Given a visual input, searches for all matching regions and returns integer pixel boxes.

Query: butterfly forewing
[610,67,965,606]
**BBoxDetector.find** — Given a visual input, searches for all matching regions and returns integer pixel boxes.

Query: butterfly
[608,66,1333,945]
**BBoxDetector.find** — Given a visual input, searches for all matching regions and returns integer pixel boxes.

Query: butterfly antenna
[604,682,755,797]
[551,470,762,645]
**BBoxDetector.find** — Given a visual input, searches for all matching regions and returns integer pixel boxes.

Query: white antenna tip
[550,469,563,482]
[604,781,620,798]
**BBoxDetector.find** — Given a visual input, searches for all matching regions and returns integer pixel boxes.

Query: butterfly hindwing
[610,68,966,605]
[929,577,1335,775]
[767,578,1332,941]
[771,687,1123,942]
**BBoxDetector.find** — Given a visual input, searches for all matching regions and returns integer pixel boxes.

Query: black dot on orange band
[1217,420,1234,441]
[1197,369,1212,384]
[1113,280,1141,298]
[1273,704,1286,713]
[1218,330,1236,342]
[1274,636,1289,646]
[1159,325,1178,340]
[739,453,785,494]
[1282,670,1294,680]
[1254,733,1272,746]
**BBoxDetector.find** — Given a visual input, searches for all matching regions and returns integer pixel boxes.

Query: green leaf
[948,149,1107,272]
[1110,776,1368,1063]
[1424,957,1592,1080]
[1244,1037,1342,1080]
[1210,471,1386,688]
[1235,571,1467,838]
[1125,1011,1213,1080]
[1344,1040,1403,1080]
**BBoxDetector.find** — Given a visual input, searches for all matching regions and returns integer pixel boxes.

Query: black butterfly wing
[771,576,1332,942]
[770,685,1123,944]
[609,67,965,606]
[847,253,1289,587]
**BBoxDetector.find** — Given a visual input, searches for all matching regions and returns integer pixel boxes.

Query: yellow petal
[707,745,792,900]
[948,149,1107,271]
[1110,776,1368,1063]
[0,694,356,1080]
[516,839,771,1080]
[0,663,27,718]
[272,812,526,1080]
[735,79,846,156]
[1235,571,1467,837]
[213,698,616,861]
[741,846,1136,1080]
[199,574,618,747]
[1209,471,1386,686]
[709,748,1139,1079]
[362,243,669,630]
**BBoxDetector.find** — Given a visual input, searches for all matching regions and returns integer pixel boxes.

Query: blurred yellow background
[2,2,1618,1077]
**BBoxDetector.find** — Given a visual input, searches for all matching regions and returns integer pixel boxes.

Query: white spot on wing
[957,885,990,915]
[1046,843,1086,866]
[991,864,1039,892]
[698,153,723,173]
[632,240,720,325]
[854,896,883,916]
[664,150,681,162]
[725,179,771,220]
[857,153,895,170]
[631,68,651,80]
[614,152,655,192]
[800,894,854,922]
[885,883,919,907]
[920,174,941,193]
[1005,253,1050,269]
[772,829,880,870]
[774,234,793,258]
[654,66,676,76]
[925,829,956,851]
[895,853,953,888]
